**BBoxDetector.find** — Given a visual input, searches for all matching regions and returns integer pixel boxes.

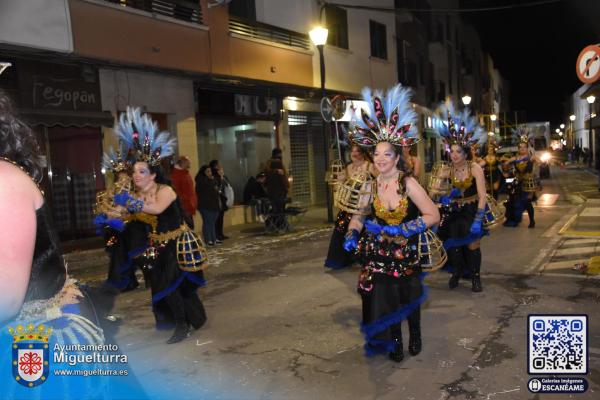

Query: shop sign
[234,94,279,117]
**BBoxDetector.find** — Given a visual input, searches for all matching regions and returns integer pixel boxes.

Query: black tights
[526,201,535,222]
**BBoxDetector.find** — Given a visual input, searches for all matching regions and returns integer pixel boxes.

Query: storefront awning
[18,108,115,128]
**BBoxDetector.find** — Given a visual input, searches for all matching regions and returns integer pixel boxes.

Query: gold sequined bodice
[451,162,474,191]
[373,193,408,225]
[515,160,528,174]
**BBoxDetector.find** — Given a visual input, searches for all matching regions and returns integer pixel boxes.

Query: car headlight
[540,152,551,163]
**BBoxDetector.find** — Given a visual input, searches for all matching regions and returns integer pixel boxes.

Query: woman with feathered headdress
[112,107,208,344]
[342,84,441,362]
[431,101,489,293]
[502,127,541,227]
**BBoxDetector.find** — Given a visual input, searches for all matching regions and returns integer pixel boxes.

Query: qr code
[528,315,587,374]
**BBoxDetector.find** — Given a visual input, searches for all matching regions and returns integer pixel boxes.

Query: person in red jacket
[171,156,197,229]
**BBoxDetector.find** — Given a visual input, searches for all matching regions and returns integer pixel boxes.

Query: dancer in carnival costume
[324,143,376,270]
[343,84,441,362]
[478,137,503,200]
[113,107,208,344]
[94,147,149,292]
[0,89,127,398]
[502,129,541,228]
[430,101,496,293]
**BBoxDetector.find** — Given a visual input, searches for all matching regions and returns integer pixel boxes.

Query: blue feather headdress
[512,126,531,146]
[434,101,485,149]
[114,107,176,166]
[102,147,131,173]
[348,84,420,148]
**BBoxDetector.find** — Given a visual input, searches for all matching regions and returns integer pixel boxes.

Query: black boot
[166,322,190,344]
[388,325,404,362]
[448,247,464,289]
[526,201,535,228]
[165,292,190,344]
[408,308,422,356]
[467,248,482,292]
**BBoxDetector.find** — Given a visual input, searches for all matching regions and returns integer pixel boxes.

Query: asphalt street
[65,166,600,400]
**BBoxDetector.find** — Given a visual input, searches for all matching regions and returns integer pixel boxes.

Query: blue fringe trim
[443,231,488,250]
[151,272,207,304]
[324,259,352,269]
[360,272,429,356]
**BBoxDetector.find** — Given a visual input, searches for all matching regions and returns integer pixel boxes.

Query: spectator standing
[171,156,197,229]
[264,148,290,231]
[210,160,232,241]
[195,165,221,246]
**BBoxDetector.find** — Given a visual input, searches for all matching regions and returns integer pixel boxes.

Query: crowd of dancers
[325,83,541,362]
[0,77,543,397]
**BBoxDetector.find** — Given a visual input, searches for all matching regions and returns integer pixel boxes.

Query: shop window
[196,119,276,204]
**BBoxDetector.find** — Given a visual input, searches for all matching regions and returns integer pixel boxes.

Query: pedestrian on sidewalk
[171,156,197,230]
[195,165,221,246]
[343,84,441,363]
[210,159,232,241]
[264,148,290,233]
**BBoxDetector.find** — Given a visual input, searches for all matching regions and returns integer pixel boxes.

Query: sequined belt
[451,194,479,205]
[149,224,189,244]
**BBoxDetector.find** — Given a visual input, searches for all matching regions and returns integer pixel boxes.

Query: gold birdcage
[334,170,374,215]
[520,173,540,192]
[418,230,447,271]
[326,159,346,187]
[427,161,451,196]
[176,230,209,272]
[483,195,506,229]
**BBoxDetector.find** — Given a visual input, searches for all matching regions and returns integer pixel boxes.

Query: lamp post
[309,26,333,223]
[587,95,596,167]
[461,94,472,107]
[569,114,576,149]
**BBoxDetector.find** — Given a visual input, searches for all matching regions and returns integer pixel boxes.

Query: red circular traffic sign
[576,45,600,84]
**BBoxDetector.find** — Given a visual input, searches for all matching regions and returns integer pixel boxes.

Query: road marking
[580,207,600,217]
[553,246,598,257]
[540,272,599,280]
[562,238,600,246]
[544,258,590,270]
[561,230,600,238]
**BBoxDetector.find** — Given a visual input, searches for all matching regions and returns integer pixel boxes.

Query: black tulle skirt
[143,240,207,330]
[324,211,353,269]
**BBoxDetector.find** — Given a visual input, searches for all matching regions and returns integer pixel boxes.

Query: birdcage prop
[483,195,506,229]
[334,170,374,215]
[326,159,345,187]
[176,230,209,272]
[520,174,540,192]
[427,161,451,196]
[418,229,447,271]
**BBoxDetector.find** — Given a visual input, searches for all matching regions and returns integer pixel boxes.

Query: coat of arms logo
[9,324,52,388]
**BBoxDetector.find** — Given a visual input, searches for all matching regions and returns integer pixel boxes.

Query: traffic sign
[576,45,600,84]
[320,97,333,122]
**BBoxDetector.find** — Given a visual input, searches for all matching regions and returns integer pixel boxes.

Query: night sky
[461,0,600,125]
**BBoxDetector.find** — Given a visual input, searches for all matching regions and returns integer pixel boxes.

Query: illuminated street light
[461,95,472,106]
[559,132,563,136]
[490,114,497,121]
[555,128,560,133]
[560,123,565,129]
[569,114,576,121]
[587,95,596,105]
[309,26,328,46]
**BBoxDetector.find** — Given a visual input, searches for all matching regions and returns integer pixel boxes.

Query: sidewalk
[554,165,600,237]
[64,206,332,272]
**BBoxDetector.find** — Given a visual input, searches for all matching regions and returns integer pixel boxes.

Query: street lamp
[587,95,596,167]
[461,95,472,106]
[560,123,565,130]
[555,128,560,133]
[490,114,497,121]
[569,114,576,148]
[309,26,334,222]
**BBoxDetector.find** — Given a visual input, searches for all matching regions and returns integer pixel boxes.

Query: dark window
[369,20,387,59]
[229,0,256,20]
[325,6,348,49]
[446,15,451,41]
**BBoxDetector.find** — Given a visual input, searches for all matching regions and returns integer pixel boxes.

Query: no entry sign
[576,45,600,84]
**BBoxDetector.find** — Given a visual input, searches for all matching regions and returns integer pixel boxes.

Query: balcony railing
[103,0,203,25]
[229,16,311,51]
